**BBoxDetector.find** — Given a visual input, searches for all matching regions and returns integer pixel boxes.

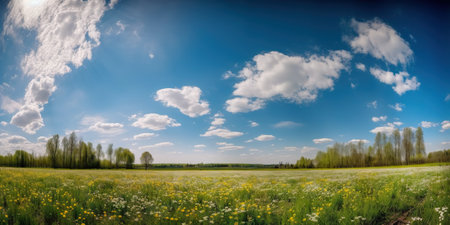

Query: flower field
[0,166,448,225]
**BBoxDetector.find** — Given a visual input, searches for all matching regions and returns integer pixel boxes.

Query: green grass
[0,166,448,224]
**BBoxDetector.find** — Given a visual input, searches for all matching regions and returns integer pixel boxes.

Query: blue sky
[0,0,449,163]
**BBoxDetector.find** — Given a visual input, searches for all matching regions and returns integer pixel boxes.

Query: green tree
[415,127,425,161]
[140,151,154,170]
[402,127,414,165]
[46,134,60,168]
[393,129,401,164]
[107,144,114,167]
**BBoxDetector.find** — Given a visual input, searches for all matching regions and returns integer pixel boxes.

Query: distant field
[0,166,448,225]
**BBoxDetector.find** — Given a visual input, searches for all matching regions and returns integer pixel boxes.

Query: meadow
[0,166,448,225]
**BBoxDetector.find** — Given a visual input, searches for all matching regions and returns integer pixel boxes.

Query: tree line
[0,132,153,169]
[0,128,448,169]
[296,127,450,168]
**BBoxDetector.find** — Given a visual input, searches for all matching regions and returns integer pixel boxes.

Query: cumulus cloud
[133,133,157,140]
[349,18,413,66]
[372,116,387,122]
[225,97,264,113]
[1,121,7,126]
[355,63,366,71]
[0,133,45,155]
[274,121,301,128]
[370,122,397,134]
[211,118,225,126]
[420,121,438,128]
[441,120,450,132]
[347,139,370,144]
[131,113,181,131]
[390,103,404,111]
[249,121,259,127]
[1,96,21,114]
[10,105,43,134]
[7,135,28,144]
[313,138,334,144]
[88,122,124,134]
[201,128,243,139]
[201,114,243,139]
[369,68,420,95]
[37,136,49,142]
[139,142,174,150]
[3,0,115,134]
[155,86,210,117]
[254,134,275,141]
[392,121,403,126]
[225,50,351,113]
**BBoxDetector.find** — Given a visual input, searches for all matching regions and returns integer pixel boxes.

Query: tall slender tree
[402,127,414,165]
[415,127,425,159]
[393,129,401,164]
[107,144,113,167]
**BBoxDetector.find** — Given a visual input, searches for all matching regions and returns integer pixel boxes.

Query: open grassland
[0,166,448,225]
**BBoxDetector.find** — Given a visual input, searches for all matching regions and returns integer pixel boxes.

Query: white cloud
[355,63,366,71]
[201,128,243,139]
[225,97,265,113]
[1,121,7,126]
[441,141,450,146]
[193,149,204,152]
[313,138,334,144]
[194,144,206,148]
[372,116,387,122]
[254,134,275,141]
[37,136,49,142]
[0,133,46,155]
[370,124,396,134]
[390,103,404,111]
[7,135,28,144]
[225,50,351,113]
[369,68,420,95]
[274,121,301,128]
[3,0,114,134]
[149,53,155,59]
[88,122,124,134]
[155,86,210,117]
[139,142,174,150]
[441,120,450,132]
[131,113,181,131]
[445,94,450,102]
[420,121,438,128]
[350,83,356,88]
[216,142,244,151]
[10,105,43,134]
[1,96,21,114]
[133,133,157,140]
[249,121,259,127]
[392,121,403,126]
[349,18,413,66]
[201,114,243,139]
[347,139,370,144]
[367,100,377,109]
[211,118,225,126]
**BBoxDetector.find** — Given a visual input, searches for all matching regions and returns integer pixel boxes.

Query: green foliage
[0,166,447,225]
